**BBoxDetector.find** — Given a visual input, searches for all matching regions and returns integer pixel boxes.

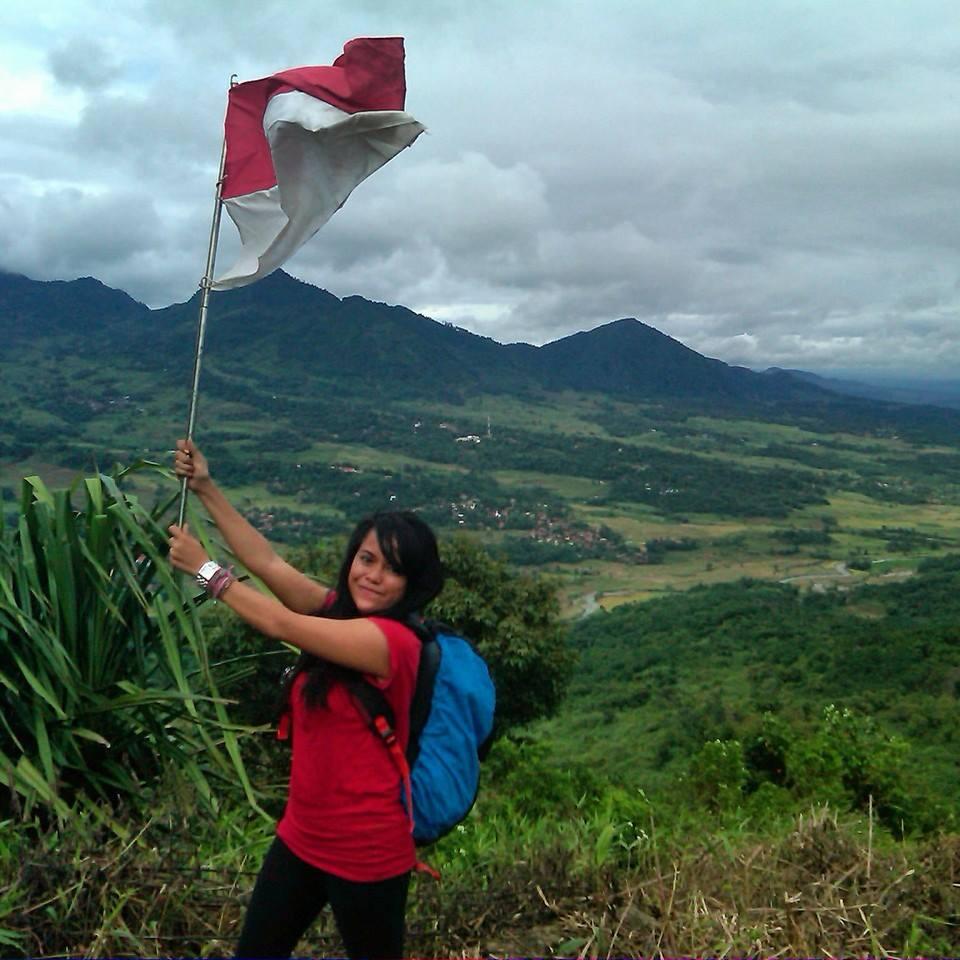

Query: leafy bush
[0,465,253,816]
[786,704,923,833]
[688,739,748,812]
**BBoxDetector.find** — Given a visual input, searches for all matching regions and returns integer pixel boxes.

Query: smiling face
[347,529,408,615]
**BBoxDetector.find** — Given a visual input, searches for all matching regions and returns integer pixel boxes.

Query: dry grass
[4,806,958,957]
[412,807,959,958]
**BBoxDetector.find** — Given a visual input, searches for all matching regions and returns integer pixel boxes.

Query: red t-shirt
[276,616,421,881]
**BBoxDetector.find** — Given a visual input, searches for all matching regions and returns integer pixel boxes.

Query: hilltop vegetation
[3,462,958,954]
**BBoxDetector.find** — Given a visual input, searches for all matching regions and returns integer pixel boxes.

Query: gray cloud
[4,185,162,272]
[49,37,121,91]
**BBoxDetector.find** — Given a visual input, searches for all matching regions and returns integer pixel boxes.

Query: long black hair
[283,511,444,709]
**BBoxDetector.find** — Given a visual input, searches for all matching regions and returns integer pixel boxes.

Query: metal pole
[177,124,229,527]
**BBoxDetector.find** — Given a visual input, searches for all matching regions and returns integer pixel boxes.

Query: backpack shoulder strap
[346,675,413,834]
[406,617,440,766]
[347,675,395,731]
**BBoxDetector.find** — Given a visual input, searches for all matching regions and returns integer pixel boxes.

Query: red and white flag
[213,37,424,290]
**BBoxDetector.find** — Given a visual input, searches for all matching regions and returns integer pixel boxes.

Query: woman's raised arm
[174,439,329,615]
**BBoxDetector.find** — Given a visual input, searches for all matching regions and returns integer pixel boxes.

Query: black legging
[235,836,411,959]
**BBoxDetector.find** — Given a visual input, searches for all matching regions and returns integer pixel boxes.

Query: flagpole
[177,87,233,527]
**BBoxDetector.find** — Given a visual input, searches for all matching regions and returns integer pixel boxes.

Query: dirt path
[580,592,601,617]
[778,561,852,585]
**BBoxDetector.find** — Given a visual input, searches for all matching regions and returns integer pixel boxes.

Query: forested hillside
[543,553,960,832]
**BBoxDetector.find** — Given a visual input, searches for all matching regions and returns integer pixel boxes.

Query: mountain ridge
[1,269,832,408]
[768,367,960,411]
[6,269,960,446]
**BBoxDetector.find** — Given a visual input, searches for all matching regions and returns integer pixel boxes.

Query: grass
[0,461,79,489]
[4,775,957,957]
[0,466,257,817]
[493,469,606,500]
[289,441,445,471]
[827,491,960,530]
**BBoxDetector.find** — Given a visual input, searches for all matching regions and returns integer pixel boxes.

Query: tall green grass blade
[10,651,67,719]
[33,703,55,788]
[71,727,111,747]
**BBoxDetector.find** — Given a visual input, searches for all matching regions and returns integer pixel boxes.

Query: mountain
[0,271,149,344]
[5,268,960,610]
[1,270,829,408]
[771,368,960,411]
[534,318,817,402]
[7,268,960,447]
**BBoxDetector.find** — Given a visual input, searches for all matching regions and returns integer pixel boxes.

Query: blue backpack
[349,619,496,846]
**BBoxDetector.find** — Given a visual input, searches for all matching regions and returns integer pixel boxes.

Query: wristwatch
[195,560,221,588]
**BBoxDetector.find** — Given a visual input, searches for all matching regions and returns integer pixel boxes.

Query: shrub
[0,465,253,816]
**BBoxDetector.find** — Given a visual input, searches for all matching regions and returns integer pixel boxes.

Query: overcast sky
[2,1,959,376]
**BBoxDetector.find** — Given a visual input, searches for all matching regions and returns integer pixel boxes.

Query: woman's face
[347,529,408,615]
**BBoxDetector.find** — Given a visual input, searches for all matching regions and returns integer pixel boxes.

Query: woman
[167,438,443,959]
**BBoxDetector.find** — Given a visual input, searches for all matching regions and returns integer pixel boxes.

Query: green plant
[0,465,256,817]
[688,739,748,812]
[433,537,575,733]
[786,705,915,832]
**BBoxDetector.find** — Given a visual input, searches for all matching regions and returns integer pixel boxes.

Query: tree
[432,536,575,733]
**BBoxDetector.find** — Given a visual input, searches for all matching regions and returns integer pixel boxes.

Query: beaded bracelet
[206,565,236,600]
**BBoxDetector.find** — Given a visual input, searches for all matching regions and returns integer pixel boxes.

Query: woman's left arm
[219,581,389,676]
[168,524,389,676]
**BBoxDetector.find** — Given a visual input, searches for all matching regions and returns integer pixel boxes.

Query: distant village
[226,416,661,563]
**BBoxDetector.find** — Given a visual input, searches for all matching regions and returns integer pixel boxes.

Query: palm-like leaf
[0,463,258,816]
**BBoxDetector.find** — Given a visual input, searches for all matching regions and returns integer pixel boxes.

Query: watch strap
[196,560,221,586]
